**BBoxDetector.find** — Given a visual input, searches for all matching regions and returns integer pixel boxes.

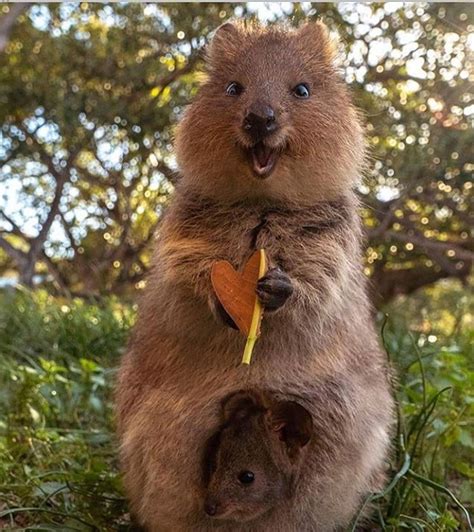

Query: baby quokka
[203,390,313,523]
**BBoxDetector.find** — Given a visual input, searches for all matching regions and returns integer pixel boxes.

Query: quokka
[203,389,313,523]
[117,20,394,531]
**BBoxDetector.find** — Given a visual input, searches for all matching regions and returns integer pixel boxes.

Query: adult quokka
[117,20,394,531]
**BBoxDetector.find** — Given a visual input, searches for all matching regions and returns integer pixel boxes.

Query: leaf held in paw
[211,250,267,338]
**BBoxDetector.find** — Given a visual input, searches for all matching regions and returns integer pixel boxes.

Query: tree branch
[0,3,30,53]
[0,210,28,239]
[384,230,474,263]
[370,263,468,307]
[58,211,81,257]
[41,252,72,298]
[0,234,27,269]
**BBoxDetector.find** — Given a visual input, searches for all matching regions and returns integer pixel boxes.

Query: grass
[357,281,473,531]
[0,283,472,531]
[0,288,133,530]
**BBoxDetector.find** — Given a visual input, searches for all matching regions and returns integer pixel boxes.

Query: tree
[0,3,472,303]
[0,3,243,293]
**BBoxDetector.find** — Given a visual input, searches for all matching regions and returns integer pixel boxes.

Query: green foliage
[0,286,472,530]
[0,2,247,293]
[0,289,133,530]
[354,281,473,531]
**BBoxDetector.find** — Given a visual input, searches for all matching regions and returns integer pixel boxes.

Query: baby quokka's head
[176,20,364,204]
[203,390,313,522]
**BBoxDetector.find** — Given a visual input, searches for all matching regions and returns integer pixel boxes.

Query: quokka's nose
[243,103,278,142]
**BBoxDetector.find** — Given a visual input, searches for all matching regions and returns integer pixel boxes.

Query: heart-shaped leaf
[211,250,266,337]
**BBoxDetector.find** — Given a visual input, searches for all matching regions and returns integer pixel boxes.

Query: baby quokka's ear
[221,389,264,423]
[267,401,313,462]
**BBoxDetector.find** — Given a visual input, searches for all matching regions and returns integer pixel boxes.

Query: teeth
[257,145,270,167]
[249,142,277,177]
[254,143,272,168]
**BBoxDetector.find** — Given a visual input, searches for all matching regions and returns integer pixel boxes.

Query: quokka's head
[175,20,365,204]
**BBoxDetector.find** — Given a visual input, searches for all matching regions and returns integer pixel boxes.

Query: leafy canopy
[0,3,472,303]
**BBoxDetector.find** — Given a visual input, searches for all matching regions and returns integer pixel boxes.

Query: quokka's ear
[267,401,313,461]
[297,21,338,64]
[213,22,241,45]
[221,389,264,422]
[206,22,244,65]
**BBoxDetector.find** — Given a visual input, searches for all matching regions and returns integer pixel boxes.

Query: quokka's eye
[293,83,310,99]
[226,81,244,97]
[238,470,255,485]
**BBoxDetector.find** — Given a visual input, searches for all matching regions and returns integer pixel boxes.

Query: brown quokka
[116,20,394,531]
[203,390,313,523]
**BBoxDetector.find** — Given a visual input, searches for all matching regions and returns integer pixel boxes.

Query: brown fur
[176,21,365,205]
[203,390,313,523]
[116,20,393,531]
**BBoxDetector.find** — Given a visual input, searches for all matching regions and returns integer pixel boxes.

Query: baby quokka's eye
[238,470,255,485]
[226,81,244,97]
[293,83,310,99]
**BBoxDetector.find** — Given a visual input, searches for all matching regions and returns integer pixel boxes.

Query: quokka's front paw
[256,267,293,311]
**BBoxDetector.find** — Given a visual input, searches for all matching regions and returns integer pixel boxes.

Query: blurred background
[0,3,472,531]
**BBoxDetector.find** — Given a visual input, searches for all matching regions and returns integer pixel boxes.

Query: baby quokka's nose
[204,500,218,516]
[243,103,278,143]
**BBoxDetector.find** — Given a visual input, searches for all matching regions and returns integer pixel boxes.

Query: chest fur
[169,197,352,271]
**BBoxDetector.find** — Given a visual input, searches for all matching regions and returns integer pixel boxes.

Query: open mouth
[249,142,278,178]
